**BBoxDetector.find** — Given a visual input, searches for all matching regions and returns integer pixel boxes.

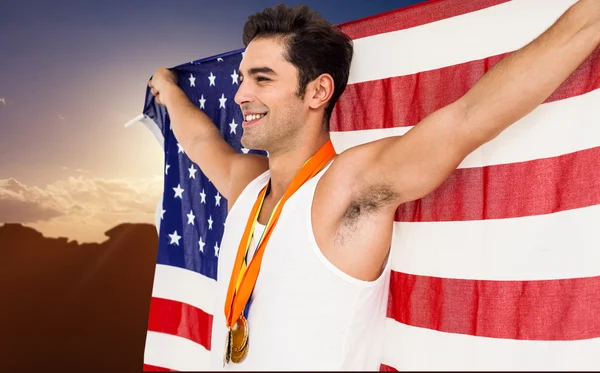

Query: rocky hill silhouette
[0,223,159,372]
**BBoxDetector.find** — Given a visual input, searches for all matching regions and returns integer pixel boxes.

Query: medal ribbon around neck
[224,139,336,327]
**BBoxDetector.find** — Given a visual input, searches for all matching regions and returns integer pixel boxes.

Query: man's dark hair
[242,4,354,128]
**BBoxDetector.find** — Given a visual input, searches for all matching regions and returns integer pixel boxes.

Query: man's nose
[234,80,252,106]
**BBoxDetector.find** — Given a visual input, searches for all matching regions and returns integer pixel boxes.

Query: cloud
[0,97,6,105]
[0,179,64,223]
[0,196,63,223]
[0,175,163,242]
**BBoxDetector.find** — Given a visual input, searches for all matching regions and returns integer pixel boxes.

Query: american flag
[138,0,600,370]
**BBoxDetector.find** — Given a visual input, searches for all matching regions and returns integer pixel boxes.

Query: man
[148,2,600,370]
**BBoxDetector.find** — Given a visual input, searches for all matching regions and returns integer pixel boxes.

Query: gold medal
[230,315,249,363]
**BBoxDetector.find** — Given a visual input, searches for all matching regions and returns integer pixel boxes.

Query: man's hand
[148,66,178,105]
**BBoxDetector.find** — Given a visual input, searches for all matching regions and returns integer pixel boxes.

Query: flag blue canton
[143,49,266,280]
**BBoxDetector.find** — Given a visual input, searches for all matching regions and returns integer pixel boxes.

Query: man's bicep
[186,135,241,199]
[365,101,477,204]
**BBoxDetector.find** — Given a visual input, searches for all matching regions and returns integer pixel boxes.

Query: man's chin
[240,135,267,152]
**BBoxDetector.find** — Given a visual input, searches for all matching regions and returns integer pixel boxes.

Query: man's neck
[266,132,331,201]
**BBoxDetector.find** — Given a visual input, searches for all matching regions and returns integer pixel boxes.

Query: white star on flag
[173,184,184,199]
[241,147,250,154]
[160,209,165,219]
[214,242,220,257]
[208,215,213,230]
[186,210,195,225]
[219,93,227,108]
[188,165,197,179]
[199,95,206,109]
[189,73,196,87]
[208,72,216,86]
[199,237,205,252]
[215,192,222,206]
[165,164,170,175]
[229,119,238,134]
[177,143,185,154]
[200,189,206,204]
[217,57,223,62]
[169,230,181,246]
[231,69,239,84]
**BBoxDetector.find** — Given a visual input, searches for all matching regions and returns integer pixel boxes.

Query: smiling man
[148,2,600,370]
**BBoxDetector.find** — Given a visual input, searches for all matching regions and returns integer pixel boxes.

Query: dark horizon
[0,222,159,371]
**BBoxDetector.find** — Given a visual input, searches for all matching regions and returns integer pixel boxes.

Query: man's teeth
[245,113,266,122]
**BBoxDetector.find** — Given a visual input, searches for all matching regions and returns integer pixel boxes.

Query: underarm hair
[342,184,398,228]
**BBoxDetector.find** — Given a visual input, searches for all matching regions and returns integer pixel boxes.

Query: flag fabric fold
[140,0,600,370]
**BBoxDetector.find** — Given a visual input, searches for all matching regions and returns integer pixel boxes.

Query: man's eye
[256,76,269,82]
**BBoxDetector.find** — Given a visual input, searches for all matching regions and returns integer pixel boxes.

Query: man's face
[235,37,306,153]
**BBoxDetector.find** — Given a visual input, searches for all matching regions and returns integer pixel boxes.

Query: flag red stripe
[388,270,600,340]
[395,146,600,222]
[338,0,509,40]
[332,48,600,132]
[146,297,213,351]
[379,363,399,372]
[143,364,176,372]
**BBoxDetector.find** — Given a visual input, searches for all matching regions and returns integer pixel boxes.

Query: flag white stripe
[391,204,600,281]
[144,331,211,371]
[332,88,600,168]
[151,264,216,313]
[151,209,600,313]
[382,319,600,371]
[349,0,577,84]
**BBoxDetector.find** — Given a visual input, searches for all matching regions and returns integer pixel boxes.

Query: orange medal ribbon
[224,139,336,328]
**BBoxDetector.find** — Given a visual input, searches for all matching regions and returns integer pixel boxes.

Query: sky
[0,0,424,243]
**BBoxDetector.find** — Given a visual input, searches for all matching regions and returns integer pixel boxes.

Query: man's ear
[308,73,334,110]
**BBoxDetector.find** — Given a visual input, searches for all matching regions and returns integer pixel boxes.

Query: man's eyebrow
[239,67,277,77]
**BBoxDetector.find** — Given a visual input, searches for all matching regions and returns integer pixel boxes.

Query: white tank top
[210,163,391,370]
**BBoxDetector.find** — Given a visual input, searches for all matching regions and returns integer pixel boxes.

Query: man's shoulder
[312,145,397,282]
[319,143,377,195]
[227,154,269,211]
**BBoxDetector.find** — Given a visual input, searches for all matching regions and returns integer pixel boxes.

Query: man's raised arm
[351,0,600,206]
[149,67,268,204]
